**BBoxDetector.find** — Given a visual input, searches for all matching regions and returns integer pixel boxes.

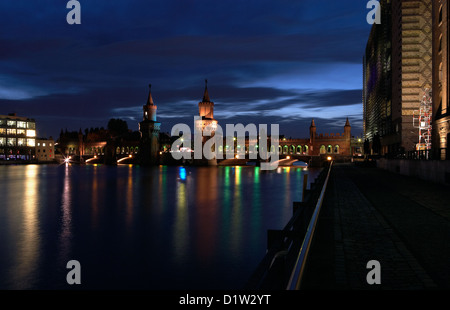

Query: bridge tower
[309,119,316,152]
[195,79,218,165]
[139,84,161,165]
[344,117,351,139]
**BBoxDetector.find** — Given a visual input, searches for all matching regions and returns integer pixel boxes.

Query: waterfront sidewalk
[301,162,450,290]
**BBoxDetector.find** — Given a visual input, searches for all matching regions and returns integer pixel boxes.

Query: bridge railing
[244,161,332,290]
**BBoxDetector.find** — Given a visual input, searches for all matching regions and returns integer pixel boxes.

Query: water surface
[0,164,319,290]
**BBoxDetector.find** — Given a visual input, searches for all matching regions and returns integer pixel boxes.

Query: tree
[107,118,129,137]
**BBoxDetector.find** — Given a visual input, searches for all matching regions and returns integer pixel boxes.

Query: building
[432,0,450,159]
[363,0,392,154]
[0,113,36,161]
[363,0,433,156]
[36,138,55,162]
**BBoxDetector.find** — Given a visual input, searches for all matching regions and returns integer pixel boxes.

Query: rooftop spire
[202,79,210,102]
[310,119,316,127]
[345,117,350,126]
[147,83,154,105]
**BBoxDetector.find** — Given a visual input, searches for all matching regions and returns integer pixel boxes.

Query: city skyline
[0,0,372,140]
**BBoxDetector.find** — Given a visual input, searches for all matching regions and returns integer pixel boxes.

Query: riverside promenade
[301,162,450,290]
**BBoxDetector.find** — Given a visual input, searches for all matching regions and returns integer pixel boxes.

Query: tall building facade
[363,0,393,153]
[432,0,450,159]
[363,0,433,155]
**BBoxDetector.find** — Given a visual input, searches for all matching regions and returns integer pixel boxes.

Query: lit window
[7,120,16,127]
[17,138,25,146]
[26,129,36,137]
[7,138,16,146]
[17,121,27,128]
[27,122,35,129]
[37,143,40,146]
[43,143,46,147]
[27,139,35,147]
[0,128,5,134]
[7,128,16,135]
[17,129,25,135]
[0,137,5,146]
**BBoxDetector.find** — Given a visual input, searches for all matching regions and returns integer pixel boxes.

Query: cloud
[0,0,368,140]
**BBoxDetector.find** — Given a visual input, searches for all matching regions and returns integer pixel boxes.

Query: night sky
[0,0,372,140]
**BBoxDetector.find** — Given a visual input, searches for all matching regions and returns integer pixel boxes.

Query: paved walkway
[301,163,450,290]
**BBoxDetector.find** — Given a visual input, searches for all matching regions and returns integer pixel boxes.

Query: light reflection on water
[0,164,320,290]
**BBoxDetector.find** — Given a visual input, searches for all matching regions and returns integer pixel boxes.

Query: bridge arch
[334,145,340,154]
[320,145,326,154]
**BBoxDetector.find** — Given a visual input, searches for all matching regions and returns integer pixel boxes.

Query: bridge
[60,153,139,165]
[217,154,349,168]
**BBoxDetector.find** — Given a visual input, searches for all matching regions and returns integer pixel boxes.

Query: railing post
[286,161,333,290]
[267,230,284,250]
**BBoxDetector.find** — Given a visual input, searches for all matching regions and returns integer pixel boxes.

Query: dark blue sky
[0,0,372,139]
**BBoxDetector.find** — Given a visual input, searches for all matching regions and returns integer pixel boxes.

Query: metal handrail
[286,161,333,290]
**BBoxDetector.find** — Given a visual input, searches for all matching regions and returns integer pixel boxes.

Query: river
[0,163,319,290]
